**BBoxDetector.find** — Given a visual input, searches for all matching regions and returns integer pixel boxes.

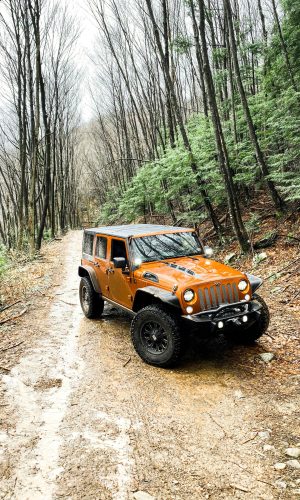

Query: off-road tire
[79,277,104,319]
[229,294,270,344]
[131,304,183,367]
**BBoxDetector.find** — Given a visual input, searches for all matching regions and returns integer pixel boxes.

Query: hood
[136,256,245,288]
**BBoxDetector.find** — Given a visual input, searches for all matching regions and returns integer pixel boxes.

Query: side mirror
[113,257,127,270]
[204,246,214,258]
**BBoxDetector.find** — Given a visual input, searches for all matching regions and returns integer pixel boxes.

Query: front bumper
[181,300,261,333]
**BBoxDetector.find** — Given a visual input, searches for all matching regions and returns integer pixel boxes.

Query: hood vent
[143,272,159,283]
[163,262,195,276]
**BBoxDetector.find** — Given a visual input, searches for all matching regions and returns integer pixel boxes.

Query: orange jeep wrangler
[79,224,269,367]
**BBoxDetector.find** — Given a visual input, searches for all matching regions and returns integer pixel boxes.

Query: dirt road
[0,232,299,499]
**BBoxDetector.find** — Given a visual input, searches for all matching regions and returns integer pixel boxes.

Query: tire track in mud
[1,233,84,499]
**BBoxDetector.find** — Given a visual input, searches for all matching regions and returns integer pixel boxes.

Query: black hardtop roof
[85,224,193,238]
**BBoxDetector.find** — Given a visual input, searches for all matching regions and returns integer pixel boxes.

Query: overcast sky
[70,0,99,123]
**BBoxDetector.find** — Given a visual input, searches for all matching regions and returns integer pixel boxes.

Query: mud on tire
[131,304,183,367]
[79,277,104,319]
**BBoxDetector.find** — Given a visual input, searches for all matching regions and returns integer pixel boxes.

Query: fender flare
[78,265,101,294]
[133,285,181,312]
[246,273,263,293]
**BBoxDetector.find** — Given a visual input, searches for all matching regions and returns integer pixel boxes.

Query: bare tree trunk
[197,0,250,252]
[27,0,40,254]
[270,0,297,92]
[224,0,285,211]
[145,0,222,236]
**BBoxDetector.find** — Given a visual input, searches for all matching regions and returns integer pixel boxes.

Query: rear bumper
[181,300,261,333]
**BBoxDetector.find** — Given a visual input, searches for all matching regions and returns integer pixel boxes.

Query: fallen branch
[123,357,131,368]
[0,308,27,325]
[203,412,227,437]
[230,484,249,493]
[255,477,275,488]
[266,256,300,280]
[265,332,275,340]
[226,460,275,488]
[58,299,77,306]
[226,460,248,472]
[0,341,24,352]
[241,431,258,445]
[290,289,300,302]
[0,300,21,314]
[278,233,300,243]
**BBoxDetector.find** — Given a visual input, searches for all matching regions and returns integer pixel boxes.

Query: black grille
[199,283,239,310]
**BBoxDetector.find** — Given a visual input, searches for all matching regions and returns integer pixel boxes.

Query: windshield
[131,232,203,264]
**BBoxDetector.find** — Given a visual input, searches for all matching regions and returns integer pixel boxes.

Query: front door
[93,234,109,297]
[108,238,133,309]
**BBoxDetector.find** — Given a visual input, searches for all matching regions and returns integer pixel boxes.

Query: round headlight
[238,279,248,291]
[183,289,195,302]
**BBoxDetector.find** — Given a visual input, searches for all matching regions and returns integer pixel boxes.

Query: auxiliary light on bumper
[182,300,262,334]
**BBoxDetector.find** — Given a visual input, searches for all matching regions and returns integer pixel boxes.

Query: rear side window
[95,236,107,259]
[83,233,94,256]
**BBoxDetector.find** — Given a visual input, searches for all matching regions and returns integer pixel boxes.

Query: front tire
[131,305,183,367]
[229,294,270,344]
[79,277,104,319]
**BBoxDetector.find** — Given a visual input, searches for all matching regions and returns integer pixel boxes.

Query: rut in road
[1,231,278,499]
[2,233,84,499]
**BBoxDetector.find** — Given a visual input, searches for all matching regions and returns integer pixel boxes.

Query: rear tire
[79,277,104,319]
[229,294,270,344]
[131,305,183,367]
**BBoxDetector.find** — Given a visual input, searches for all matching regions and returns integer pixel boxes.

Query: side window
[83,233,94,256]
[111,239,127,261]
[95,236,107,259]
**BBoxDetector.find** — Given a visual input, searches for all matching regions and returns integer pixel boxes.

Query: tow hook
[229,318,242,326]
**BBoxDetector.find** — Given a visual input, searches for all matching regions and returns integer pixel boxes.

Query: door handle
[93,262,100,268]
[106,267,114,274]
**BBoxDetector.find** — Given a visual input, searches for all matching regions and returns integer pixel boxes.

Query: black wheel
[131,304,183,367]
[79,277,104,319]
[229,294,270,344]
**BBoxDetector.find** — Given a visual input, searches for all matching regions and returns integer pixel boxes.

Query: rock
[133,492,155,500]
[293,490,300,496]
[254,252,268,264]
[259,353,275,363]
[224,252,236,263]
[258,430,271,439]
[274,463,286,470]
[286,460,300,469]
[263,444,275,452]
[285,447,300,458]
[275,480,287,489]
[234,390,245,400]
[254,232,278,249]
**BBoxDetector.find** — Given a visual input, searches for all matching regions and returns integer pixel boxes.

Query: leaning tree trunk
[224,0,285,211]
[197,0,250,252]
[145,0,222,237]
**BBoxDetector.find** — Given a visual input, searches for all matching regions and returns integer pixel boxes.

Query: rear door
[93,234,109,297]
